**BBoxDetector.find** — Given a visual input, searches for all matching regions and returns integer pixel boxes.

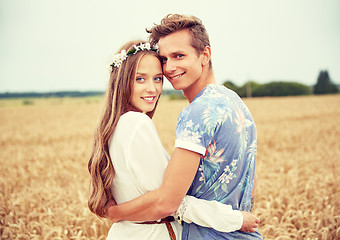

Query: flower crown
[110,43,158,68]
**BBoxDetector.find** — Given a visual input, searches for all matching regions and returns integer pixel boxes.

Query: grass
[0,94,339,239]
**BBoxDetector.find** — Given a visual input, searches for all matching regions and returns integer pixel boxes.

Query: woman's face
[130,54,163,114]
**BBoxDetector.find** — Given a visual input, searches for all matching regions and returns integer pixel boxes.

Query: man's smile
[168,72,186,80]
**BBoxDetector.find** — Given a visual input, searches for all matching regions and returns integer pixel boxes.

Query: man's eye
[177,54,183,58]
[162,58,167,64]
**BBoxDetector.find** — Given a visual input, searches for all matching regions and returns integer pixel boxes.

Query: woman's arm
[173,195,259,233]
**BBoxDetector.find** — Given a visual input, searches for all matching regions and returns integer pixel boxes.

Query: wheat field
[0,94,339,239]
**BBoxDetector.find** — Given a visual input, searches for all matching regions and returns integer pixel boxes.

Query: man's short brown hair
[147,14,212,67]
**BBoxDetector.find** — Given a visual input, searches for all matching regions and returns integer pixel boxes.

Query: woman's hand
[239,211,260,233]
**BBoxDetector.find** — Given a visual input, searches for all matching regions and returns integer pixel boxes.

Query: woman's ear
[201,46,211,66]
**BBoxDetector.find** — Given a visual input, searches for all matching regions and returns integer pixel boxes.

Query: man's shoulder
[195,84,235,102]
[188,85,236,111]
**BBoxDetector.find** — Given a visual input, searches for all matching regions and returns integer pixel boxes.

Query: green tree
[237,81,261,98]
[223,80,239,93]
[314,70,338,94]
[252,81,312,97]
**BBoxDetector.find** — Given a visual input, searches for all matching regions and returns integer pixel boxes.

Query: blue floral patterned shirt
[175,85,262,239]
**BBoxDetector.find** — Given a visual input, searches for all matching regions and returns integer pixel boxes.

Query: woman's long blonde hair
[88,40,162,218]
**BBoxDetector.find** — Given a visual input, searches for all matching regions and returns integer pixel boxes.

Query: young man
[105,14,262,239]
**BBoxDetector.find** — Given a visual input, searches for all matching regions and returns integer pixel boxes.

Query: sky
[1,0,339,92]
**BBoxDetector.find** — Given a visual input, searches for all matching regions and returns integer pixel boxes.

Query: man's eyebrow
[159,51,184,58]
[170,51,184,56]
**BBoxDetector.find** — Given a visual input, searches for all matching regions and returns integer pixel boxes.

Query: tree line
[1,71,338,99]
[0,91,105,99]
[223,70,338,98]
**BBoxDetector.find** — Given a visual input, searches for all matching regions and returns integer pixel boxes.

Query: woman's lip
[141,96,156,102]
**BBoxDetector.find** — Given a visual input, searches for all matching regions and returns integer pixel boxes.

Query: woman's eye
[136,77,145,82]
[177,54,183,59]
[154,77,163,82]
[161,58,167,64]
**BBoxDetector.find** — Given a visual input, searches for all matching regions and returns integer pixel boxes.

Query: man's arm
[250,173,257,211]
[106,148,201,222]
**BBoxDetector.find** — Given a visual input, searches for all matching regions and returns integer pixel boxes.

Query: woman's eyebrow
[136,72,147,76]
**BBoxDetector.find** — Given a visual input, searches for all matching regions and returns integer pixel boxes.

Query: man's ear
[201,46,211,66]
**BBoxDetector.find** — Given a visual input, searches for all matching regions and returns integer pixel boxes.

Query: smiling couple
[88,14,262,240]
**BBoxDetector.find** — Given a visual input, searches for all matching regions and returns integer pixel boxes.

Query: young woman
[88,40,260,240]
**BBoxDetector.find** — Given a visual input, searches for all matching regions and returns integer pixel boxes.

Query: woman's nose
[146,80,156,92]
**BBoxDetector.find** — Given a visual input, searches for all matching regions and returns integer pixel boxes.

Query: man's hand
[104,198,117,222]
[239,211,260,233]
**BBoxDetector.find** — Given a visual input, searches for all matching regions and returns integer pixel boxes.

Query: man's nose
[164,59,176,73]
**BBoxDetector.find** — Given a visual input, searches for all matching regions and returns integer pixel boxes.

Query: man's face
[158,29,204,92]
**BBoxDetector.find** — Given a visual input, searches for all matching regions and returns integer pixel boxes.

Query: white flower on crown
[133,42,151,53]
[111,49,127,68]
[109,43,158,69]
